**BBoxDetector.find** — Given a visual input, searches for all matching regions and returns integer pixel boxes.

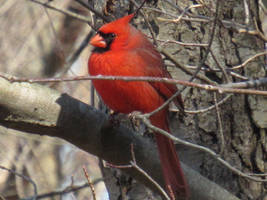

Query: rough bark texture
[152,1,266,200]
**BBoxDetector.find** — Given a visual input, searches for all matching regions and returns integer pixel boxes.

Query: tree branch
[1,73,267,95]
[0,77,240,200]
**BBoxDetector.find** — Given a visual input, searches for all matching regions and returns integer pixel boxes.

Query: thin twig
[253,17,267,42]
[145,4,265,43]
[74,0,109,22]
[133,0,147,16]
[21,182,101,200]
[129,144,170,199]
[161,50,215,84]
[243,0,250,24]
[105,162,132,169]
[210,50,231,83]
[246,173,267,177]
[130,144,136,164]
[231,51,267,70]
[51,31,94,81]
[183,51,267,74]
[136,117,267,182]
[156,15,209,23]
[1,74,267,96]
[171,94,233,114]
[0,165,38,200]
[162,4,203,24]
[106,146,170,200]
[155,37,208,47]
[82,166,96,200]
[144,90,183,119]
[229,71,249,80]
[190,0,220,83]
[28,0,97,31]
[130,161,171,200]
[181,65,250,80]
[157,0,210,23]
[130,0,158,46]
[213,93,225,155]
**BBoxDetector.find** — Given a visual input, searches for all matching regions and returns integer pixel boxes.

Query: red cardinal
[88,13,189,200]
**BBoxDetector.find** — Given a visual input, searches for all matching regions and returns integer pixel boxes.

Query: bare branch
[160,49,216,84]
[22,182,100,200]
[231,51,267,70]
[155,37,208,47]
[221,77,267,88]
[182,51,266,74]
[83,167,96,200]
[1,73,266,96]
[137,116,267,183]
[172,94,233,114]
[0,165,37,200]
[0,77,241,200]
[106,144,171,200]
[28,0,97,31]
[74,0,109,22]
[130,0,158,46]
[213,93,225,154]
[191,0,220,82]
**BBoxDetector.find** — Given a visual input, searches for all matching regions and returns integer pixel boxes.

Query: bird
[88,13,189,200]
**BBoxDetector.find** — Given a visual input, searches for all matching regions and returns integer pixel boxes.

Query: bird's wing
[132,48,184,110]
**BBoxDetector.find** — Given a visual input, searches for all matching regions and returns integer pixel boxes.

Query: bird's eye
[98,31,104,37]
[110,33,116,38]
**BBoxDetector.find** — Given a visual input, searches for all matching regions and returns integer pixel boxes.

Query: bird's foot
[128,111,143,131]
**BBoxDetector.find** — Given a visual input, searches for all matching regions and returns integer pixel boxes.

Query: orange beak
[90,34,107,48]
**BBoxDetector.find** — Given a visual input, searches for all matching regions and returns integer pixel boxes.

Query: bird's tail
[153,118,189,200]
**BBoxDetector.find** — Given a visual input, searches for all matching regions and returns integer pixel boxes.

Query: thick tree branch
[0,77,240,200]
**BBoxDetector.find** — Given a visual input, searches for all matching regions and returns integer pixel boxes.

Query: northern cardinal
[88,13,189,200]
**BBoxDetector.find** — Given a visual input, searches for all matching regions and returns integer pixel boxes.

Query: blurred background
[0,1,108,199]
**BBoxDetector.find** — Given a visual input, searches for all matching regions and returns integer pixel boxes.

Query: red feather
[88,13,189,199]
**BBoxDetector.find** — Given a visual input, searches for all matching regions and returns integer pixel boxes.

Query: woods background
[0,0,266,200]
